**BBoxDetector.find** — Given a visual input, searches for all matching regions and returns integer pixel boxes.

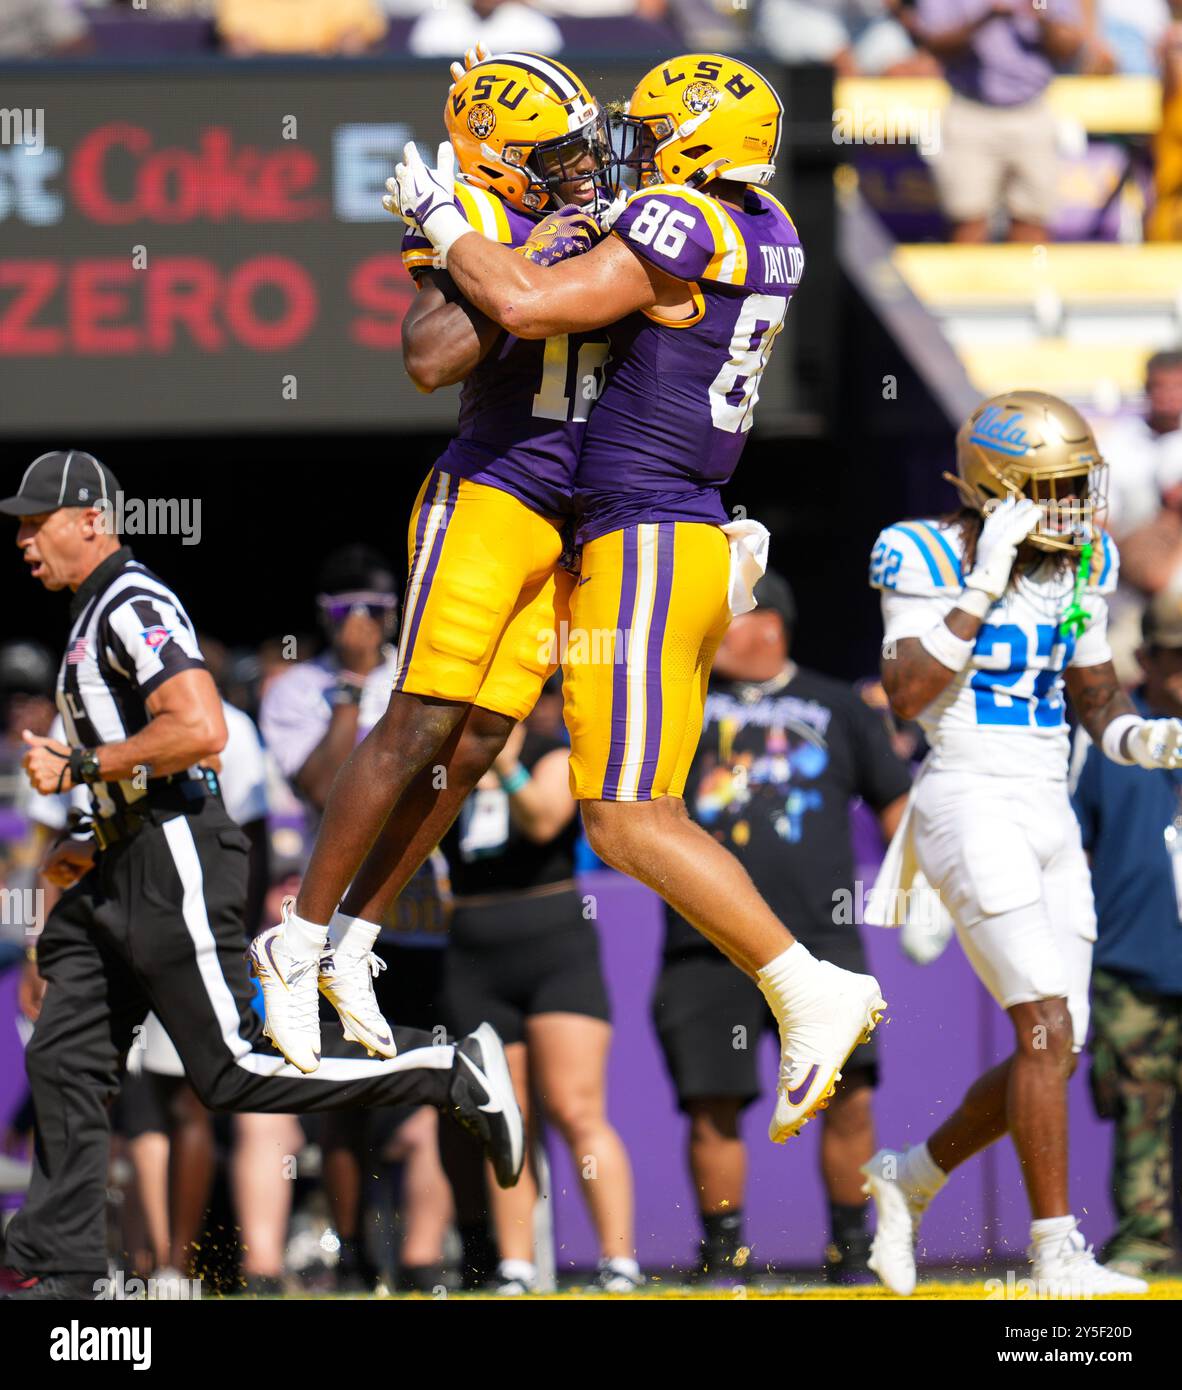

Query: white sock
[282,906,329,959]
[756,942,824,1024]
[499,1259,536,1286]
[898,1143,948,1199]
[1030,1214,1077,1248]
[600,1256,640,1279]
[327,910,381,957]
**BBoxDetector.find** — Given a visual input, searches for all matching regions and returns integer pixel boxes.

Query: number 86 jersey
[573,183,804,544]
[870,516,1120,779]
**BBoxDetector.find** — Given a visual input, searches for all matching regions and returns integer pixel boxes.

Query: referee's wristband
[497,764,530,796]
[918,619,976,673]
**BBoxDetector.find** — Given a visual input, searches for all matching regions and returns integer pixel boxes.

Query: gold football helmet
[613,54,782,191]
[951,391,1108,554]
[445,52,611,214]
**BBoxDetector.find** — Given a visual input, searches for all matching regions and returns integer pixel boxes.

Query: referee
[0,451,521,1301]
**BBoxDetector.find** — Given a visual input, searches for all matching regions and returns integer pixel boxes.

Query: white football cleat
[247,903,323,1074]
[1030,1225,1149,1298]
[318,949,397,1059]
[861,1148,929,1295]
[769,962,885,1143]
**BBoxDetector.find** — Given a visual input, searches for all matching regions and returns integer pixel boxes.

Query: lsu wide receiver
[392,55,887,1145]
[253,52,613,1114]
[863,391,1182,1296]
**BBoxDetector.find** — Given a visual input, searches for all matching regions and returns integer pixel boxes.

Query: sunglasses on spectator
[317,592,398,625]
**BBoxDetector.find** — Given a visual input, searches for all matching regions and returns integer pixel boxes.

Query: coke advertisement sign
[0,64,470,432]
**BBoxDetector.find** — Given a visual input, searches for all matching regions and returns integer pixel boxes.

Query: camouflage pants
[1088,968,1182,1262]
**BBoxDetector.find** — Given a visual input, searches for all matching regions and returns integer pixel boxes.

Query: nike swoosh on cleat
[458,1051,503,1114]
[263,935,287,986]
[786,1064,820,1106]
[285,959,316,987]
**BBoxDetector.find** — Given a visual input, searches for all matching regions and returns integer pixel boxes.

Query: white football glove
[596,192,628,232]
[449,42,489,89]
[963,497,1042,602]
[1126,718,1182,770]
[386,141,471,265]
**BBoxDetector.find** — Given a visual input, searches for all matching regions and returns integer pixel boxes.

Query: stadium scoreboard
[0,59,833,435]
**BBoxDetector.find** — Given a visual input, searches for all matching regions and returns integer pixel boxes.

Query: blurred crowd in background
[7,0,1182,249]
[3,0,1180,78]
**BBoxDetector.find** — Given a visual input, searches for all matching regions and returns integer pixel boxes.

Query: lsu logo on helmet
[682,81,720,115]
[615,54,783,192]
[466,103,496,139]
[445,52,611,214]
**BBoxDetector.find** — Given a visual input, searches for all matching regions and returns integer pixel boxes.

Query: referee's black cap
[0,450,121,517]
[753,569,797,634]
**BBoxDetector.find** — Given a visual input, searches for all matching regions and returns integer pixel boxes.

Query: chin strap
[1059,539,1094,639]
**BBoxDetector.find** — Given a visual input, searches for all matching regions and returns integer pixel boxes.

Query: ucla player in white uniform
[862,392,1182,1297]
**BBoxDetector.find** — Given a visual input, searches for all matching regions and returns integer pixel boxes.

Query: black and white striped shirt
[57,546,207,818]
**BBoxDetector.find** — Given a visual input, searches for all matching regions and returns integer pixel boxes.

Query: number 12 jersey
[401,180,608,520]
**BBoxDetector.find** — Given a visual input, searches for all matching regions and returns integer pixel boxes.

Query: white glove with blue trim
[963,497,1042,603]
[384,141,472,266]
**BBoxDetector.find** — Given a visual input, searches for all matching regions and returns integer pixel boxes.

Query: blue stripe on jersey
[923,523,964,584]
[1099,531,1113,587]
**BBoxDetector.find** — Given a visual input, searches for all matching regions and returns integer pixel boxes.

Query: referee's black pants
[6,798,454,1276]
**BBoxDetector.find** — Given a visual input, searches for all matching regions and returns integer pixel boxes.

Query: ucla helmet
[613,54,782,192]
[445,52,611,214]
[952,391,1108,554]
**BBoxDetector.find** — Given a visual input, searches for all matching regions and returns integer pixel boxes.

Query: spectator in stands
[1097,352,1182,542]
[409,0,562,58]
[439,689,638,1295]
[535,0,666,14]
[1085,0,1174,76]
[651,573,910,1283]
[216,0,387,54]
[1115,354,1182,603]
[0,0,89,55]
[1085,359,1182,682]
[904,0,1085,242]
[1149,10,1182,240]
[758,0,940,77]
[1070,590,1182,1279]
[259,547,452,1293]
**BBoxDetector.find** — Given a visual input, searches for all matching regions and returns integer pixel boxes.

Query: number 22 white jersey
[870,518,1118,779]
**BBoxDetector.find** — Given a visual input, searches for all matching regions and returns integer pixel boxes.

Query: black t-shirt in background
[442,730,577,896]
[665,665,912,957]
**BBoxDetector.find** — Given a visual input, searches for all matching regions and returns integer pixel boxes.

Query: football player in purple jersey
[251,50,617,1090]
[392,55,887,1145]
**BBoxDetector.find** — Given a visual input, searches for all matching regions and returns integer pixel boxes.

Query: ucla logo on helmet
[467,103,496,139]
[683,81,720,115]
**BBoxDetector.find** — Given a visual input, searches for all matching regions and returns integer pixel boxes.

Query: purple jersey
[574,184,804,543]
[402,181,608,519]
